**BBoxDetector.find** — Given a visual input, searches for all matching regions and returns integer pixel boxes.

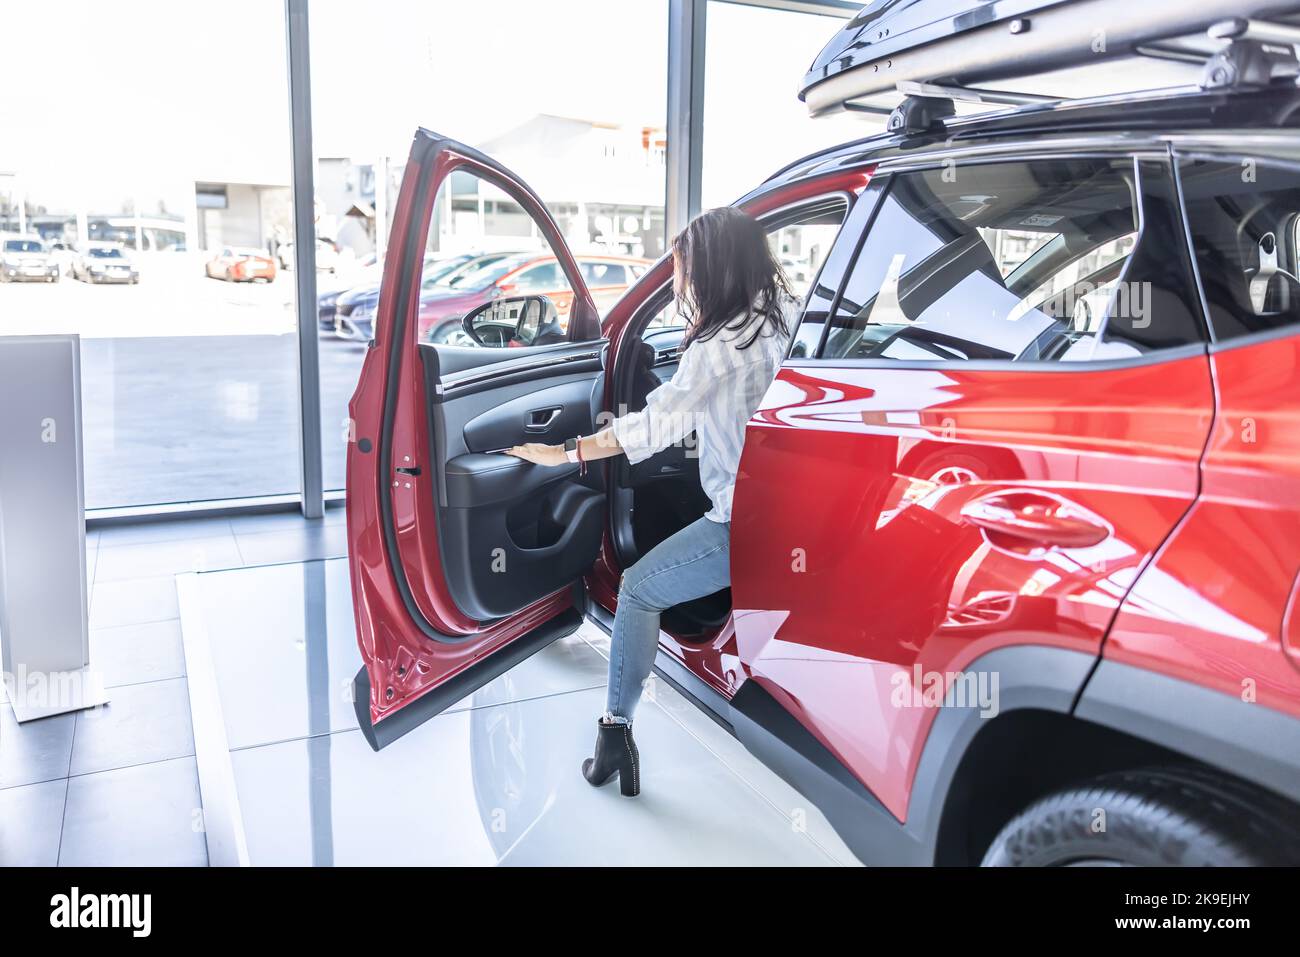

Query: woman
[507,206,796,797]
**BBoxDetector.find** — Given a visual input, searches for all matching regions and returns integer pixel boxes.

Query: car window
[582,261,627,285]
[512,261,570,293]
[820,157,1204,363]
[769,215,843,302]
[643,299,687,334]
[451,256,528,290]
[1178,157,1300,343]
[4,240,43,253]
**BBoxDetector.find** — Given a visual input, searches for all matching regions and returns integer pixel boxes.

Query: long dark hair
[673,206,793,350]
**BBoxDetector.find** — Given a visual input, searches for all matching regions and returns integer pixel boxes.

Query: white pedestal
[0,335,108,722]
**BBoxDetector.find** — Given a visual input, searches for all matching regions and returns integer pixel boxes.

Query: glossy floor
[184,556,859,866]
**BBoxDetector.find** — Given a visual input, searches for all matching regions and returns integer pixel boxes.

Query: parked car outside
[401,251,652,345]
[279,237,341,274]
[205,246,277,283]
[345,0,1300,867]
[47,240,76,277]
[0,235,60,282]
[72,243,139,284]
[333,251,527,343]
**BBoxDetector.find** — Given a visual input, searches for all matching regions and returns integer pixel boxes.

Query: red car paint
[1102,334,1300,716]
[725,355,1213,818]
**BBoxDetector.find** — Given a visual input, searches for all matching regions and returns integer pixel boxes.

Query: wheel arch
[909,649,1300,865]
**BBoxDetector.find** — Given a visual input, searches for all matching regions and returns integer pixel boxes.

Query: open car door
[347,131,606,749]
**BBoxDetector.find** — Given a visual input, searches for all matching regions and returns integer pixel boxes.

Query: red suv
[345,2,1300,865]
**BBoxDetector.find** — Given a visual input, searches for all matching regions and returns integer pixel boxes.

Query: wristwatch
[564,437,581,464]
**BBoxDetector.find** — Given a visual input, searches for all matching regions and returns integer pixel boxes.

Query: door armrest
[444,452,578,508]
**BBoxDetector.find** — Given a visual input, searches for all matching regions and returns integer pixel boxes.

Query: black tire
[982,765,1300,866]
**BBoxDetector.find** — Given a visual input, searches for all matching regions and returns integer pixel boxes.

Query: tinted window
[4,239,43,253]
[1179,158,1300,343]
[821,157,1204,363]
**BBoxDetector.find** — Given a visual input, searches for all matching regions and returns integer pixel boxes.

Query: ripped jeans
[605,516,731,724]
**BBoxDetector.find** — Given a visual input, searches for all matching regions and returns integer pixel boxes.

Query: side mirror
[461,295,563,348]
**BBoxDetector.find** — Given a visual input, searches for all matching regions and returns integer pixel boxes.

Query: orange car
[205,246,278,283]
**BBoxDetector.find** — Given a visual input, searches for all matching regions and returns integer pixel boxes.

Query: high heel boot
[581,719,640,796]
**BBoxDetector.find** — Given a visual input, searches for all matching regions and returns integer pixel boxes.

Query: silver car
[0,235,59,283]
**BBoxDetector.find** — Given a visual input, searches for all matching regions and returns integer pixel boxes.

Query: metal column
[666,0,707,239]
[285,0,324,519]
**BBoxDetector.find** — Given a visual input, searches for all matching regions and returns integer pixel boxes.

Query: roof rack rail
[1200,18,1300,89]
[880,80,1060,135]
[895,80,1059,107]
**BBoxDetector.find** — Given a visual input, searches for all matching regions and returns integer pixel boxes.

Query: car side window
[582,261,627,286]
[512,261,568,293]
[1178,157,1300,343]
[820,157,1205,363]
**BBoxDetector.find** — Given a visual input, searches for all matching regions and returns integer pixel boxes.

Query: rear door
[729,150,1216,819]
[347,131,606,749]
[1100,151,1300,710]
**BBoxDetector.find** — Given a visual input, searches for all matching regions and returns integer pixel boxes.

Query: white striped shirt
[610,295,797,523]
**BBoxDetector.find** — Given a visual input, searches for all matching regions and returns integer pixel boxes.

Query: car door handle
[960,491,1110,549]
[524,406,562,432]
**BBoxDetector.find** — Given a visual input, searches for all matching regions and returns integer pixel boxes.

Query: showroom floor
[0,511,859,866]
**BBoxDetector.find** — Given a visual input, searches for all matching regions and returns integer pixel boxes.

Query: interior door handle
[960,491,1110,549]
[525,406,562,432]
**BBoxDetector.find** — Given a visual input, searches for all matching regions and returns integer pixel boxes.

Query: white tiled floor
[0,509,344,867]
[0,509,860,867]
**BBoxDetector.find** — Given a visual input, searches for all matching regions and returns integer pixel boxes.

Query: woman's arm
[505,427,623,467]
[505,337,719,467]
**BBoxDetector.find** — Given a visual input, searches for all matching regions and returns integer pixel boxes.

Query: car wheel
[982,765,1300,866]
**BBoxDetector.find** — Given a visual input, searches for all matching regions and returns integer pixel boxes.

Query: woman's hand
[505,443,567,467]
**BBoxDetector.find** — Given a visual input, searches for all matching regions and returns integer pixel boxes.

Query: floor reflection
[187,559,847,866]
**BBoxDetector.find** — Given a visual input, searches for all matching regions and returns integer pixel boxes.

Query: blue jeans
[605,516,731,723]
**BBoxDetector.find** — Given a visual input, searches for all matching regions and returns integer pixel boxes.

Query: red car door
[729,152,1216,820]
[346,131,605,749]
[1097,154,1300,720]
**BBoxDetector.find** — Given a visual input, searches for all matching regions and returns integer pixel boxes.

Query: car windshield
[234,248,265,258]
[88,248,124,259]
[4,240,44,253]
[446,255,531,291]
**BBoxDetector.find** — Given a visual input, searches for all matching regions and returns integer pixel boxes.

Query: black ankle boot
[581,719,640,796]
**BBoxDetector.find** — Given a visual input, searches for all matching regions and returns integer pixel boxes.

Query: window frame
[793,145,1212,373]
[1171,146,1300,356]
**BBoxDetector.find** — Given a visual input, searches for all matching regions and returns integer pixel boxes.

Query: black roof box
[800,0,1300,116]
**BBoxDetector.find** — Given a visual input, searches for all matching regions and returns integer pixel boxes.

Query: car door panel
[347,131,603,747]
[420,341,606,621]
